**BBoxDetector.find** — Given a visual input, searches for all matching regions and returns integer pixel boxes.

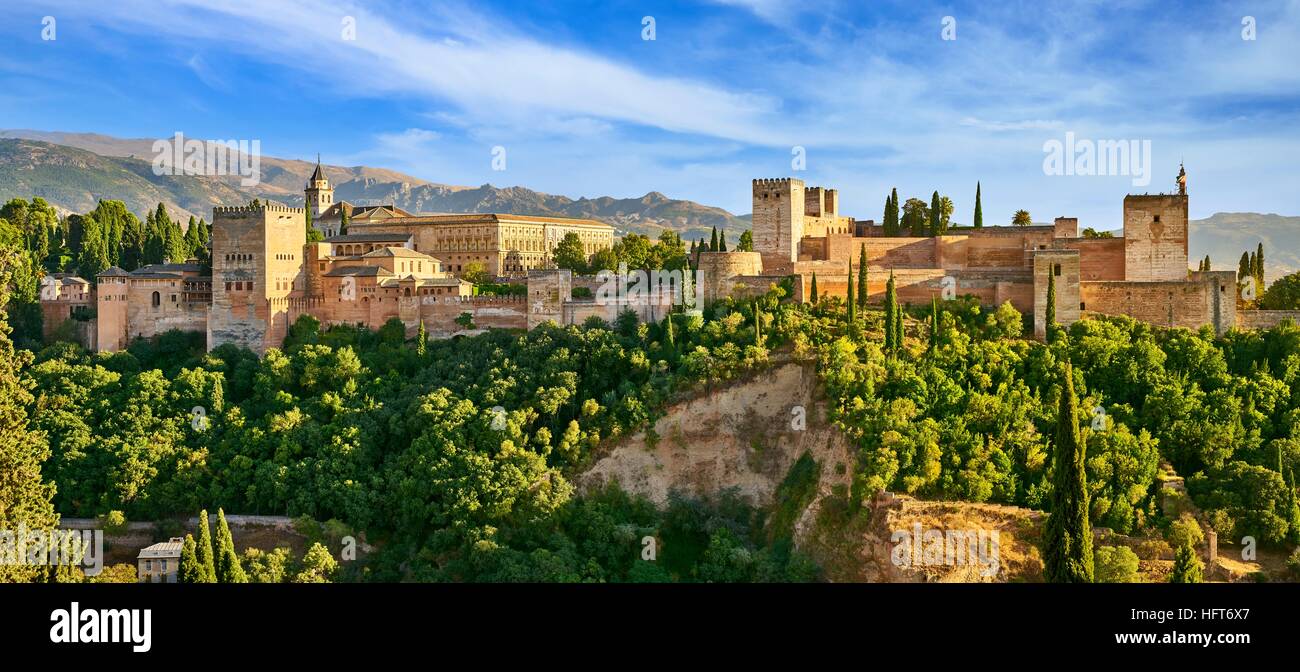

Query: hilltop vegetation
[8,270,1300,581]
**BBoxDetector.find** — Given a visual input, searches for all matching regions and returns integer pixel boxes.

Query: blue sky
[2,0,1298,227]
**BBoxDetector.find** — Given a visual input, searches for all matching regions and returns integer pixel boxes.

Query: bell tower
[304,154,334,217]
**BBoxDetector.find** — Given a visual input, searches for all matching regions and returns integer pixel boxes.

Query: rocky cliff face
[579,358,1048,582]
[579,359,852,508]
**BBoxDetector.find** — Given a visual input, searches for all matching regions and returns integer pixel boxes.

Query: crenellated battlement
[752,177,804,189]
[444,295,527,305]
[213,203,306,215]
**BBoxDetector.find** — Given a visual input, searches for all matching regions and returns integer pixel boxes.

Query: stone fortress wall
[725,170,1249,339]
[38,164,1295,354]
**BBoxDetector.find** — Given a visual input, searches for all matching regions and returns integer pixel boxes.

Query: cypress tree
[889,188,899,235]
[306,205,322,243]
[1286,468,1300,545]
[210,378,224,415]
[195,509,216,583]
[857,244,869,309]
[340,207,350,235]
[1045,268,1057,339]
[178,534,202,583]
[416,320,427,357]
[884,272,897,354]
[810,273,819,303]
[846,259,855,322]
[929,297,939,351]
[929,191,942,237]
[882,196,893,236]
[663,313,675,354]
[719,229,728,252]
[1044,361,1094,583]
[753,301,763,346]
[893,286,903,353]
[1256,243,1265,287]
[213,508,247,583]
[183,216,202,260]
[1170,541,1203,583]
[1238,251,1251,281]
[973,181,983,229]
[710,227,718,252]
[77,217,111,281]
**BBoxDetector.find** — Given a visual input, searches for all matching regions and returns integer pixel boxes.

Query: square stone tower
[208,203,306,354]
[1033,249,1081,340]
[752,178,805,273]
[1123,194,1188,281]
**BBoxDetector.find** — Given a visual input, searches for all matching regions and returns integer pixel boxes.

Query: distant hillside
[0,139,252,222]
[0,131,747,241]
[1189,212,1300,282]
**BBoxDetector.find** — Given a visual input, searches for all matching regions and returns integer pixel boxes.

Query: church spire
[1177,161,1187,196]
[309,154,326,185]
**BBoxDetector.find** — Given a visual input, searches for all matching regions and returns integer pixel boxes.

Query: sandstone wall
[1237,310,1300,330]
[753,178,804,269]
[1123,194,1189,282]
[1058,237,1125,281]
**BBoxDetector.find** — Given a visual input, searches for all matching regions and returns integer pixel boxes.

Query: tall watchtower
[1123,166,1190,282]
[752,178,805,273]
[208,202,306,354]
[304,155,334,218]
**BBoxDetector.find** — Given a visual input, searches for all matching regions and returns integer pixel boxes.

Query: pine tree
[973,181,983,229]
[1043,361,1094,583]
[195,509,217,583]
[1170,540,1203,583]
[213,508,246,583]
[178,534,202,583]
[1045,268,1057,339]
[857,245,869,309]
[810,273,819,303]
[0,248,59,583]
[846,259,855,322]
[416,320,427,357]
[928,191,942,237]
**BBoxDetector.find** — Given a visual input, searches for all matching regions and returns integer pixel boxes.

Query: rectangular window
[1053,264,1061,276]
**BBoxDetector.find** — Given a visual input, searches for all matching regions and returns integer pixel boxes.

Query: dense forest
[3,195,1300,582]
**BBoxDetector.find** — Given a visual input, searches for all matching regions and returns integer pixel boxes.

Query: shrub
[1094,545,1140,583]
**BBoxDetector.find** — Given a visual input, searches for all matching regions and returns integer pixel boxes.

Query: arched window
[151,291,160,308]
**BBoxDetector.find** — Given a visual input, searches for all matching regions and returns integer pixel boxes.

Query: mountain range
[0,130,1293,279]
[0,130,747,242]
